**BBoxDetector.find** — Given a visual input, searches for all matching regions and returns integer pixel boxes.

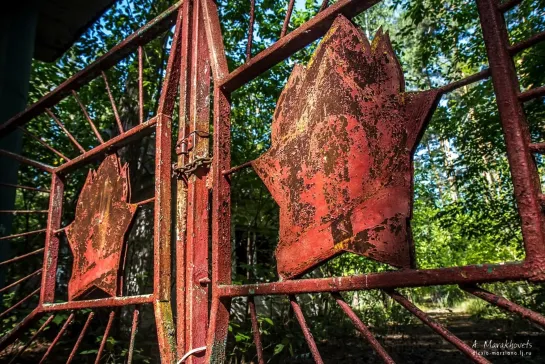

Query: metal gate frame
[0,0,544,363]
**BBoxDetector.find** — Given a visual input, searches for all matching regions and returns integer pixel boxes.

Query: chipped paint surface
[66,154,137,300]
[253,15,439,279]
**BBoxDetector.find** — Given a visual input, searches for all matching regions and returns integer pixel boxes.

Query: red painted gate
[0,0,544,363]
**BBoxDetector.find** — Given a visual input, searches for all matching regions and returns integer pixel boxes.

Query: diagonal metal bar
[248,297,265,364]
[0,288,41,319]
[101,71,124,134]
[0,210,48,214]
[0,182,50,193]
[95,311,116,364]
[71,90,105,143]
[0,309,42,352]
[0,248,45,267]
[461,285,545,328]
[332,293,394,363]
[319,0,330,12]
[519,85,545,102]
[46,109,86,153]
[498,0,523,12]
[8,315,55,364]
[246,0,256,61]
[289,295,324,364]
[18,127,71,161]
[280,0,296,38]
[0,149,54,173]
[0,229,46,241]
[0,269,42,294]
[39,313,75,364]
[127,309,140,364]
[385,290,490,364]
[509,31,545,55]
[66,312,95,364]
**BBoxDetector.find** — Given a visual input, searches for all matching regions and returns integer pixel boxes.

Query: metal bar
[139,46,145,125]
[386,290,489,363]
[39,313,75,364]
[202,0,233,361]
[176,0,192,356]
[0,269,42,294]
[40,173,64,304]
[289,295,324,364]
[0,182,50,193]
[0,228,46,241]
[94,311,116,364]
[135,197,155,205]
[0,309,42,352]
[461,285,545,328]
[41,294,153,311]
[246,0,256,61]
[220,0,381,92]
[281,0,296,38]
[101,71,124,134]
[438,69,491,95]
[0,149,54,173]
[509,31,545,55]
[71,90,105,143]
[477,0,545,264]
[319,0,330,12]
[248,297,265,364]
[519,85,545,102]
[54,117,157,174]
[529,142,545,153]
[8,314,55,364]
[18,127,71,161]
[219,262,531,297]
[46,109,86,153]
[0,210,48,214]
[0,248,44,267]
[332,293,394,363]
[498,0,523,12]
[66,312,95,364]
[0,288,41,319]
[222,160,253,176]
[185,3,211,361]
[0,0,184,137]
[127,309,140,364]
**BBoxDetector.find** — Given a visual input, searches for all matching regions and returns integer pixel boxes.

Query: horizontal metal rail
[218,262,530,297]
[40,294,154,311]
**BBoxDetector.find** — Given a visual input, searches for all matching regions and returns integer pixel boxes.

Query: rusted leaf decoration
[66,154,137,300]
[252,15,440,280]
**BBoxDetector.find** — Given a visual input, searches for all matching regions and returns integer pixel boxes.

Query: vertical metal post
[40,173,64,304]
[476,0,545,268]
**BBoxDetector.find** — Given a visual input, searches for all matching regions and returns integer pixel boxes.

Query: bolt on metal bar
[39,313,75,364]
[498,0,523,12]
[66,312,95,364]
[18,127,71,161]
[461,285,545,328]
[0,288,41,319]
[8,314,55,364]
[519,85,545,102]
[95,311,116,364]
[0,149,54,173]
[0,228,47,241]
[71,90,105,143]
[385,290,490,364]
[127,309,140,364]
[0,210,48,214]
[246,0,256,61]
[0,182,50,193]
[138,46,145,125]
[248,297,265,364]
[101,71,124,135]
[46,109,86,153]
[0,269,42,294]
[332,293,395,363]
[289,295,324,364]
[281,0,296,38]
[0,248,45,267]
[509,30,545,55]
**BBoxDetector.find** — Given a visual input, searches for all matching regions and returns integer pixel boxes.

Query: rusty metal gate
[0,0,545,362]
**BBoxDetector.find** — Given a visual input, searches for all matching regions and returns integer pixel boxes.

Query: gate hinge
[173,157,213,181]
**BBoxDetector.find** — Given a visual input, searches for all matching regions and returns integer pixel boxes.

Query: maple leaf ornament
[252,15,440,279]
[66,154,137,300]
